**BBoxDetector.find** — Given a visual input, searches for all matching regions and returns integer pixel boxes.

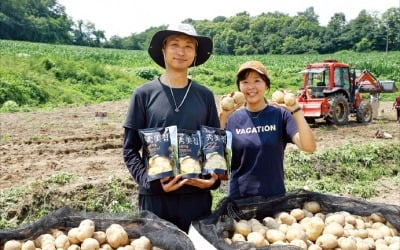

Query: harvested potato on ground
[93,231,107,245]
[286,227,307,242]
[278,212,296,225]
[68,228,81,244]
[323,222,344,237]
[81,238,99,250]
[338,237,357,250]
[55,234,70,249]
[316,234,338,249]
[35,234,55,248]
[131,236,152,250]
[325,213,345,226]
[77,219,95,241]
[247,231,267,247]
[21,240,35,250]
[67,244,80,250]
[105,224,129,248]
[231,233,246,243]
[290,208,305,221]
[290,239,307,250]
[266,229,285,243]
[220,96,235,111]
[99,243,113,250]
[271,89,285,104]
[234,220,251,237]
[4,240,22,250]
[304,217,325,241]
[262,217,280,229]
[303,201,321,214]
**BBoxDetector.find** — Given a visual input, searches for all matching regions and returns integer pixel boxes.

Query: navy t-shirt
[225,105,298,199]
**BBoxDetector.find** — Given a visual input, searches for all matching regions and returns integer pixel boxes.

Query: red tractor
[297,59,397,125]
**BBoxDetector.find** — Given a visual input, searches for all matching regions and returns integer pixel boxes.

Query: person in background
[393,96,400,123]
[219,60,316,199]
[123,23,220,232]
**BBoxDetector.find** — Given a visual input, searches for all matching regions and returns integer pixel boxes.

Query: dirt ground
[0,100,399,206]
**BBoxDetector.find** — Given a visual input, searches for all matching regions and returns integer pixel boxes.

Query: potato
[286,227,307,242]
[303,201,321,214]
[278,212,296,225]
[105,224,129,248]
[284,92,297,106]
[232,91,245,105]
[304,217,325,241]
[4,240,22,250]
[220,96,235,111]
[35,234,55,248]
[290,208,305,221]
[93,231,107,245]
[271,90,285,104]
[247,231,267,247]
[262,216,280,229]
[21,240,35,250]
[77,219,95,241]
[234,220,251,236]
[80,238,99,250]
[266,229,285,243]
[67,244,80,250]
[231,233,246,242]
[68,228,81,244]
[99,243,113,250]
[308,244,322,250]
[55,234,70,249]
[323,222,344,237]
[290,239,307,250]
[316,234,338,249]
[325,213,345,226]
[130,236,151,250]
[338,237,357,250]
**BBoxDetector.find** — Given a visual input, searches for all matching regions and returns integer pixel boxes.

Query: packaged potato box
[177,129,202,178]
[200,125,232,180]
[139,126,178,181]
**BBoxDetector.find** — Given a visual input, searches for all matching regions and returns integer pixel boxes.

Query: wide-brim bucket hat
[148,23,213,68]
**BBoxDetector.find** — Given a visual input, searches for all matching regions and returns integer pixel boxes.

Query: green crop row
[1,40,399,112]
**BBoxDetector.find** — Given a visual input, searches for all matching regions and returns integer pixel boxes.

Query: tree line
[1,0,399,54]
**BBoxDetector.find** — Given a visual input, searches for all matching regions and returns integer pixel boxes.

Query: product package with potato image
[138,126,178,181]
[177,129,202,178]
[200,125,232,180]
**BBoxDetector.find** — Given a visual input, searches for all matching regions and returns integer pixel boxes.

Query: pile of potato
[224,201,400,250]
[3,219,157,250]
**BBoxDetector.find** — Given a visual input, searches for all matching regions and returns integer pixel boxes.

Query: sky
[58,0,399,39]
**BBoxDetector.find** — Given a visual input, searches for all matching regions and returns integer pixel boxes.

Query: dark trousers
[139,191,212,233]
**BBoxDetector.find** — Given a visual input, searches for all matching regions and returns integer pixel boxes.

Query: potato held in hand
[232,91,245,106]
[284,92,297,106]
[220,96,235,111]
[271,90,285,104]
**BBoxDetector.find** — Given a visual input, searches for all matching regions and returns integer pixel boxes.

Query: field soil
[1,99,399,209]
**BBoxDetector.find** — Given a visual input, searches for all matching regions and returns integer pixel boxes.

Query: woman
[123,23,220,232]
[220,60,316,199]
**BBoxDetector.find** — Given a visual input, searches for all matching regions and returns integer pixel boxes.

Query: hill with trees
[1,0,399,54]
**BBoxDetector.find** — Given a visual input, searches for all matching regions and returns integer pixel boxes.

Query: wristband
[291,107,301,115]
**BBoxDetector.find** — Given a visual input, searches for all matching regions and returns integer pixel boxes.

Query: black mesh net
[0,207,195,250]
[191,189,400,250]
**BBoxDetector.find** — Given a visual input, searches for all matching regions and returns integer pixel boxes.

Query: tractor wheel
[356,101,373,123]
[327,94,349,125]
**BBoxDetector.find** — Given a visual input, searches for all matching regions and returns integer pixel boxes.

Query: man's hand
[160,174,188,192]
[184,172,219,189]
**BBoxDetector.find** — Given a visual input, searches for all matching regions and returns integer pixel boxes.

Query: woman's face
[239,70,267,108]
[163,34,197,70]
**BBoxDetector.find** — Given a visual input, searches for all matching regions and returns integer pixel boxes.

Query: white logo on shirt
[236,124,277,134]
